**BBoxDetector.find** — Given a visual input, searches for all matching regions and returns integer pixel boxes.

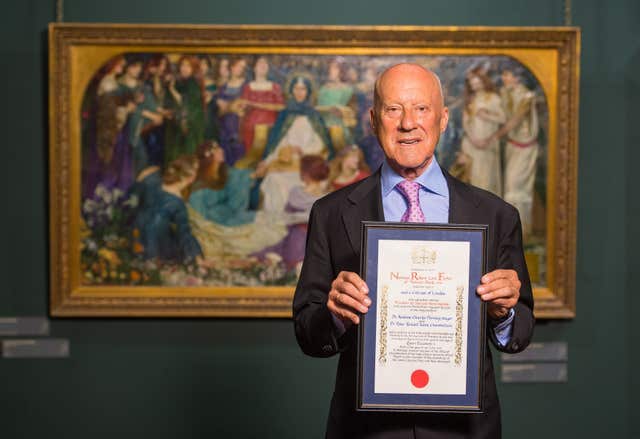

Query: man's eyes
[384,105,429,114]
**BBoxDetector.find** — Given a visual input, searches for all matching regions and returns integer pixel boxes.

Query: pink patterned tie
[396,180,425,223]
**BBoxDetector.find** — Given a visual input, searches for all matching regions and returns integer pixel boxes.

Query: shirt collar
[380,156,448,198]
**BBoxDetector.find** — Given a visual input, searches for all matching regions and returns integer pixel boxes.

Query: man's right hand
[327,271,371,327]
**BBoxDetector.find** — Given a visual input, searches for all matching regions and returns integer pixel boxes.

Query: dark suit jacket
[293,167,535,439]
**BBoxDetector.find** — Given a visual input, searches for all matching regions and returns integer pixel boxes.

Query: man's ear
[369,107,377,132]
[440,107,449,133]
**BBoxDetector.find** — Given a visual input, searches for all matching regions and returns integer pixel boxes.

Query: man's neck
[386,156,433,180]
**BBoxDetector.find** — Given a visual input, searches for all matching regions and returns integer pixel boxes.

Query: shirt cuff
[492,308,515,347]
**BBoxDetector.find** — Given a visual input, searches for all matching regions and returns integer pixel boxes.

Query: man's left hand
[476,269,521,320]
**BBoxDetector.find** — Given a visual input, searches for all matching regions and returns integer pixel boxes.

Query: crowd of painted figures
[80,54,542,286]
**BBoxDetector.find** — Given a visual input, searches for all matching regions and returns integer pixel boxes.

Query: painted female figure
[316,58,355,152]
[252,75,334,214]
[131,155,203,265]
[164,56,206,167]
[352,64,385,170]
[215,57,248,166]
[188,140,256,227]
[460,67,506,196]
[119,58,166,175]
[199,56,220,142]
[83,55,137,200]
[237,57,285,166]
[141,55,171,167]
[252,155,329,273]
[327,144,370,191]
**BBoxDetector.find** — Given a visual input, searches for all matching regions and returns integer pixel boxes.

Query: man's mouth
[398,138,422,145]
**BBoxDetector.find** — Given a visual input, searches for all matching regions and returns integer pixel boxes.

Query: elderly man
[293,63,534,439]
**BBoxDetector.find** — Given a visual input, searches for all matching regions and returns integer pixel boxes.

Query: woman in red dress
[239,57,285,158]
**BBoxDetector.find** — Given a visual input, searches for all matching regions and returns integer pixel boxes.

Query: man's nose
[400,110,417,131]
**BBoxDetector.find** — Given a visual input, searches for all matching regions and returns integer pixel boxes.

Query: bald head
[369,63,449,180]
[373,63,445,112]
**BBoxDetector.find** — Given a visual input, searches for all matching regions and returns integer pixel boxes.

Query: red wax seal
[411,369,429,388]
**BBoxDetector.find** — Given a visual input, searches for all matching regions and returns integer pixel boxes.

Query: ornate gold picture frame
[49,24,579,317]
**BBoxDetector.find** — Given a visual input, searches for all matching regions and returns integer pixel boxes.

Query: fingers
[477,269,520,309]
[480,287,518,307]
[327,271,370,326]
[481,269,520,285]
[327,298,360,326]
[338,271,369,295]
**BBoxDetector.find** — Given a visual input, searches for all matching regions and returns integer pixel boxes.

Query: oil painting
[49,25,579,317]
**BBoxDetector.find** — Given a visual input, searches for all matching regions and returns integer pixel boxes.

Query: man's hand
[476,269,521,320]
[327,271,371,327]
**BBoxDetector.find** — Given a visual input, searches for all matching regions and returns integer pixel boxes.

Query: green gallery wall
[1,0,639,437]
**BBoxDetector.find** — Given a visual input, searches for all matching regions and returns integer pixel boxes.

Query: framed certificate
[357,222,488,412]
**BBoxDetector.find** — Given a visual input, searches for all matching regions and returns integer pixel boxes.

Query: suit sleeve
[489,207,535,354]
[292,202,351,357]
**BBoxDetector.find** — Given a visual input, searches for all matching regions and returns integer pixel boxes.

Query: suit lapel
[341,169,384,257]
[339,167,478,256]
[444,168,480,224]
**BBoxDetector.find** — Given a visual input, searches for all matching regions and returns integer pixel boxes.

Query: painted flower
[184,276,203,286]
[84,239,98,253]
[123,194,139,208]
[83,199,98,214]
[130,270,141,282]
[94,184,108,200]
[132,241,144,254]
[98,248,121,266]
[112,188,123,202]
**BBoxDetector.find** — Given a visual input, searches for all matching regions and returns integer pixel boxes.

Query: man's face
[370,65,448,179]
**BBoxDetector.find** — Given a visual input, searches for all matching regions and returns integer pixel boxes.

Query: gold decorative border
[378,285,389,365]
[454,285,464,366]
[49,24,579,317]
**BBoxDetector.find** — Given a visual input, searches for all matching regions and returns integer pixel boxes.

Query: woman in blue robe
[131,156,202,264]
[118,59,152,176]
[249,75,334,210]
[141,55,171,167]
[189,140,256,227]
[261,76,334,160]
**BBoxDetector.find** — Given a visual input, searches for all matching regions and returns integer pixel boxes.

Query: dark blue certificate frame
[357,222,488,412]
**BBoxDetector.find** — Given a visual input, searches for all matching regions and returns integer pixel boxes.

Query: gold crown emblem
[411,246,437,265]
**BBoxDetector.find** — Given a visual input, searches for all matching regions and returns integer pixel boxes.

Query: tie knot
[396,180,421,202]
[396,180,425,223]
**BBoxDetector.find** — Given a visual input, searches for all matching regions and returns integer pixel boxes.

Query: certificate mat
[357,222,487,412]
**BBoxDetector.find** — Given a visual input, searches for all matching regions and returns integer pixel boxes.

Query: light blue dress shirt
[380,159,514,346]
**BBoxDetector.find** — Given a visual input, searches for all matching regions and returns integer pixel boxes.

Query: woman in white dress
[252,75,333,215]
[460,68,506,196]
